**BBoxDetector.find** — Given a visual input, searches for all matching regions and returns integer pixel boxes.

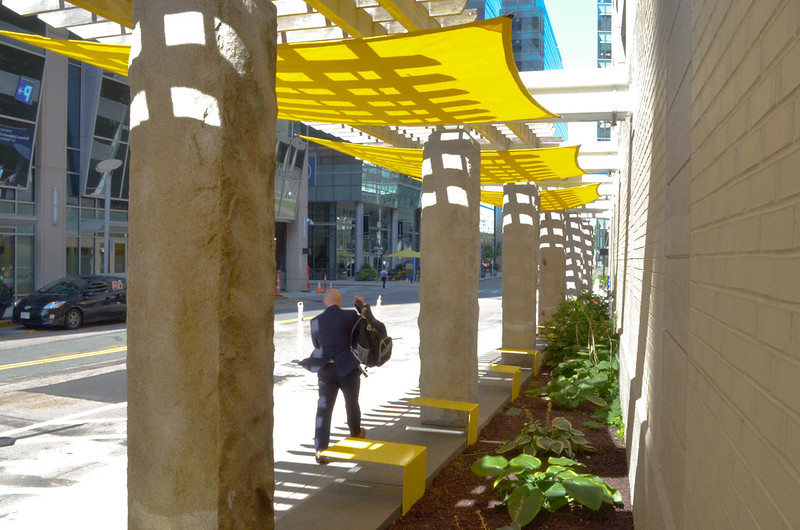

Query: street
[0,277,504,527]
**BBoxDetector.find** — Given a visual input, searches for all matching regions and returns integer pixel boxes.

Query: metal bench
[495,348,540,376]
[407,396,479,445]
[487,363,522,400]
[319,438,426,515]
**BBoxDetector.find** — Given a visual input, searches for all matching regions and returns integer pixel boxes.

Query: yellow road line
[0,345,127,371]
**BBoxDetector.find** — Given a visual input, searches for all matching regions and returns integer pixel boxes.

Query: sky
[543,0,598,69]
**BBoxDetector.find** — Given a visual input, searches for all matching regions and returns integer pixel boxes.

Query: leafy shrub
[472,454,624,528]
[496,404,594,459]
[587,395,625,440]
[357,265,375,281]
[544,346,619,410]
[541,292,617,368]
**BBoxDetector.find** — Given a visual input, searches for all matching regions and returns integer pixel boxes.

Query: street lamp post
[95,159,122,274]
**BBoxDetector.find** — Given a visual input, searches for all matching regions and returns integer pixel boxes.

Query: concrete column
[286,157,310,292]
[127,2,277,528]
[581,220,594,290]
[501,183,540,362]
[418,128,481,425]
[564,215,582,297]
[539,211,566,325]
[35,41,68,286]
[355,201,364,270]
[390,208,400,270]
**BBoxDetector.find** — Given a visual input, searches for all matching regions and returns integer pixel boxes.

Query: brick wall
[616,0,800,527]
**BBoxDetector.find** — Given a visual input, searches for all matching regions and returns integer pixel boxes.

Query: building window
[597,121,612,142]
[598,32,612,60]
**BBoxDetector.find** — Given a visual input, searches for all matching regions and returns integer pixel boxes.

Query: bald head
[323,288,342,307]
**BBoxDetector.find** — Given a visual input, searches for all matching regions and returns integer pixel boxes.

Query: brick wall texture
[615,0,800,527]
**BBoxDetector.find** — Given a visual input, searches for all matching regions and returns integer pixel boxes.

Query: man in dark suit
[308,288,367,464]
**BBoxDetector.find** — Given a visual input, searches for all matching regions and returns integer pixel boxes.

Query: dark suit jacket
[309,305,360,377]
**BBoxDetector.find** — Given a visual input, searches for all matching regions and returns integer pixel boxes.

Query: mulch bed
[388,368,634,529]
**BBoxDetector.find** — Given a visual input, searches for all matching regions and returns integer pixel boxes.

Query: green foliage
[591,395,625,440]
[545,346,619,410]
[472,454,624,527]
[357,265,376,280]
[541,292,617,368]
[495,404,594,459]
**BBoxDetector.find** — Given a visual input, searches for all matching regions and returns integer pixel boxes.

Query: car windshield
[37,280,80,296]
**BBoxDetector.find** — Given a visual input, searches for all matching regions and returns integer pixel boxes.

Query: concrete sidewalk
[272,273,541,529]
[274,351,538,530]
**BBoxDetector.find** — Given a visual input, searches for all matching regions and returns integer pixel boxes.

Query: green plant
[472,454,624,528]
[590,395,625,440]
[357,265,373,281]
[544,346,619,410]
[541,292,617,368]
[496,403,594,459]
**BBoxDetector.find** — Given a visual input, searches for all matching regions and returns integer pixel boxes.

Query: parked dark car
[12,275,127,330]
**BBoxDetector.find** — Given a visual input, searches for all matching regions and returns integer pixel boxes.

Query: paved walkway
[272,273,543,529]
[0,273,537,529]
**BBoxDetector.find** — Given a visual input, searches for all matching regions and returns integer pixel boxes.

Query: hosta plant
[495,405,594,459]
[471,454,624,528]
[544,346,619,410]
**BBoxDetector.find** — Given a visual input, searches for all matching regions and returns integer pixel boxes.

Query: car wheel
[64,308,82,330]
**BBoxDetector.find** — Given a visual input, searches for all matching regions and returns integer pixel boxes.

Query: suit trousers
[314,363,362,451]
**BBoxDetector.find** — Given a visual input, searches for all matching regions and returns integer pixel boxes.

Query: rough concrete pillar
[581,220,594,290]
[564,215,583,297]
[418,128,481,424]
[539,211,566,325]
[128,2,277,528]
[501,183,540,362]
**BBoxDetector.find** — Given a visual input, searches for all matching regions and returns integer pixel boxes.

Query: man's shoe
[355,428,366,439]
[315,451,329,465]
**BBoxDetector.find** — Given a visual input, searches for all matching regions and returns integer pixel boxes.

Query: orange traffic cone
[316,281,322,293]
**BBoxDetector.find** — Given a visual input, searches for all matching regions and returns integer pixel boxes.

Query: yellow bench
[488,364,521,400]
[537,325,556,338]
[407,396,479,446]
[496,348,540,376]
[319,438,426,515]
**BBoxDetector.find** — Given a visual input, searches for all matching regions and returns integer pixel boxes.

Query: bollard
[375,295,382,319]
[297,301,304,358]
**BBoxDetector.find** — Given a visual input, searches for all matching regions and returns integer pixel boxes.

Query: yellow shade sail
[480,184,602,211]
[0,29,130,77]
[71,0,134,28]
[0,18,555,126]
[301,136,587,183]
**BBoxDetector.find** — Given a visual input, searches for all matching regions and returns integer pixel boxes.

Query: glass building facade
[0,6,309,302]
[306,132,421,280]
[0,12,46,297]
[597,0,613,140]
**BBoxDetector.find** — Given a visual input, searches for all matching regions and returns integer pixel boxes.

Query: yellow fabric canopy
[0,18,555,126]
[0,29,130,77]
[71,0,133,29]
[301,136,587,183]
[480,184,602,211]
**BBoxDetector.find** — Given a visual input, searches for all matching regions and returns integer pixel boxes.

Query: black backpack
[351,300,392,369]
